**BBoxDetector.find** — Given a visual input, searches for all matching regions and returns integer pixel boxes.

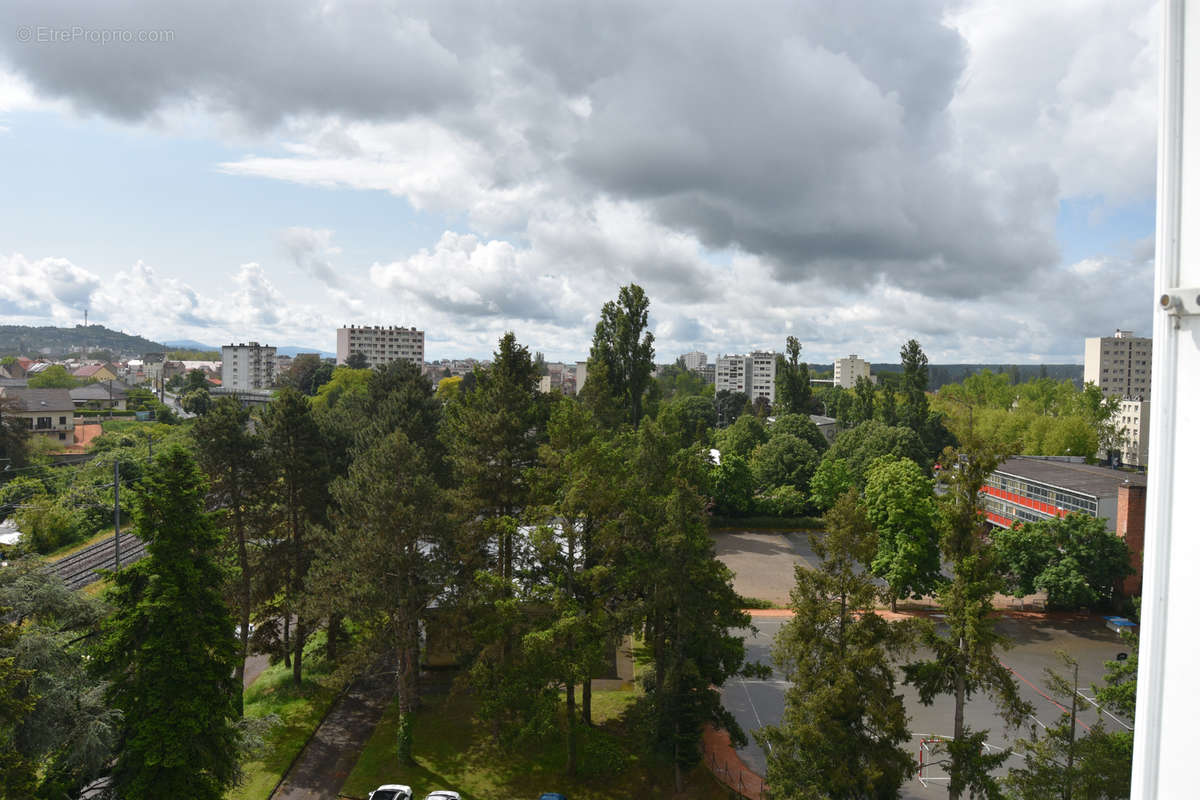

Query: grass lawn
[341,687,729,800]
[227,641,342,800]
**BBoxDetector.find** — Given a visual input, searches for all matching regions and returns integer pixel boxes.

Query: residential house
[72,363,118,382]
[70,381,130,411]
[0,387,76,444]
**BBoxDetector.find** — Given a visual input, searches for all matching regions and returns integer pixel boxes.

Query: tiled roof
[0,387,75,412]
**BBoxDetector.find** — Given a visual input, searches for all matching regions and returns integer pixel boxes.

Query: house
[72,363,118,382]
[0,387,76,443]
[809,414,839,444]
[70,381,130,411]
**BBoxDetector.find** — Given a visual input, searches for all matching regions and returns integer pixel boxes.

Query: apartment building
[336,325,425,369]
[833,354,872,389]
[1113,399,1151,467]
[715,352,776,403]
[681,351,707,371]
[1084,329,1152,400]
[221,342,277,391]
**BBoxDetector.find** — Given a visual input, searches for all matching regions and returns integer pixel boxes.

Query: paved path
[709,530,820,606]
[270,669,392,800]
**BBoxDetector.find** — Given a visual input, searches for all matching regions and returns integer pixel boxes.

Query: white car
[368,786,413,800]
[423,792,461,800]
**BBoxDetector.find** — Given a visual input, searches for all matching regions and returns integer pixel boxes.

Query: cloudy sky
[0,0,1159,363]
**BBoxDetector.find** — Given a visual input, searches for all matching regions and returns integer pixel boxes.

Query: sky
[0,0,1161,364]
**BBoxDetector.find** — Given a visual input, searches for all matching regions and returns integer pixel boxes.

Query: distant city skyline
[1,1,1159,363]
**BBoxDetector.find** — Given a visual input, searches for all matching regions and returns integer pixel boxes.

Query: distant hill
[162,338,218,351]
[869,363,1083,391]
[0,325,165,359]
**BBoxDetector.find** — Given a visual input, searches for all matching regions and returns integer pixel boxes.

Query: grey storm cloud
[0,0,1142,321]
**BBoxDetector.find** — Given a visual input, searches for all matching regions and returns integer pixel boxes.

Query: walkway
[269,669,392,800]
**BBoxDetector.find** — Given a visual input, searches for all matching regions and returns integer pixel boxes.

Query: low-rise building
[72,363,117,382]
[981,456,1147,594]
[70,382,129,411]
[0,387,76,443]
[809,414,839,445]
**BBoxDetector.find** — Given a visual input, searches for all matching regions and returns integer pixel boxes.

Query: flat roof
[993,456,1146,498]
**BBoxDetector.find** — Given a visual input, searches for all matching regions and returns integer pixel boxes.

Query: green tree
[0,559,117,797]
[192,396,269,699]
[0,394,31,469]
[345,351,370,369]
[587,284,656,427]
[28,365,81,389]
[851,375,877,426]
[714,388,749,428]
[181,387,212,415]
[864,456,942,611]
[621,421,753,791]
[311,365,371,412]
[756,490,915,798]
[992,514,1132,609]
[324,429,449,764]
[774,337,812,415]
[903,442,1030,800]
[443,332,545,585]
[0,607,37,799]
[899,339,930,434]
[655,359,708,401]
[658,394,716,449]
[715,413,768,460]
[876,384,899,425]
[261,387,329,685]
[93,447,240,800]
[750,433,820,494]
[709,454,754,516]
[809,457,854,512]
[770,412,829,454]
[183,368,210,394]
[823,419,928,486]
[1005,646,1135,800]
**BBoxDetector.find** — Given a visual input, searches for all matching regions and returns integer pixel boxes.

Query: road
[713,530,1132,798]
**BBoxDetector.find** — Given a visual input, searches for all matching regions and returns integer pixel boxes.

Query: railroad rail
[46,532,147,590]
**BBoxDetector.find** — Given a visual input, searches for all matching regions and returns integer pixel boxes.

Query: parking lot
[712,531,1132,799]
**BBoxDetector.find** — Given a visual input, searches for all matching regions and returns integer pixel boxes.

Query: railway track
[47,532,147,590]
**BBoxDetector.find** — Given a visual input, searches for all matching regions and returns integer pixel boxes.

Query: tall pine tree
[93,447,239,800]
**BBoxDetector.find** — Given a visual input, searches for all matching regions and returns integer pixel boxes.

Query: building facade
[1113,399,1151,467]
[336,325,424,368]
[0,387,75,443]
[1084,329,1152,399]
[715,355,751,396]
[749,351,776,403]
[221,342,277,391]
[833,354,872,389]
[681,351,707,371]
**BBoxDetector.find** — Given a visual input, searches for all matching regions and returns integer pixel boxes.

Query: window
[58,432,66,441]
[36,416,52,430]
[59,416,66,425]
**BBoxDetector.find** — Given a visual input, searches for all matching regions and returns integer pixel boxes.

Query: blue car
[538,794,567,800]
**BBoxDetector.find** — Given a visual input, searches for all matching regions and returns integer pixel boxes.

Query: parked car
[368,786,413,800]
[539,794,568,800]
[423,792,461,800]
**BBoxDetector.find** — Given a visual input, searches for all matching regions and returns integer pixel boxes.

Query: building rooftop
[994,456,1146,498]
[69,383,129,401]
[0,387,75,412]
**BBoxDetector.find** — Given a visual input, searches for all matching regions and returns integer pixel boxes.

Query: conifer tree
[93,447,239,800]
[192,396,268,698]
[903,441,1029,800]
[757,489,915,799]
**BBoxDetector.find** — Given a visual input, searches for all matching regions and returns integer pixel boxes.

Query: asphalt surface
[713,530,1133,799]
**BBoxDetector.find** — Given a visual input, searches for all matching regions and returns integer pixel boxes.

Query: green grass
[341,688,729,800]
[736,595,783,610]
[44,526,132,563]
[709,515,825,530]
[227,642,342,800]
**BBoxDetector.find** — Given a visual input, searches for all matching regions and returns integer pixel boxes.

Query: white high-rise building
[833,354,872,389]
[750,351,776,403]
[715,352,776,403]
[681,351,707,371]
[1113,399,1151,467]
[336,325,425,369]
[221,342,277,391]
[1084,329,1152,400]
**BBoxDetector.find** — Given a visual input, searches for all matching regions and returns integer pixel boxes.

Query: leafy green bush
[17,496,87,553]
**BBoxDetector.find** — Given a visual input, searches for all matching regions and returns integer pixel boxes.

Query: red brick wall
[1116,482,1147,596]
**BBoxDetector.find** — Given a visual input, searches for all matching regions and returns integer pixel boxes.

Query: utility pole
[113,459,121,570]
